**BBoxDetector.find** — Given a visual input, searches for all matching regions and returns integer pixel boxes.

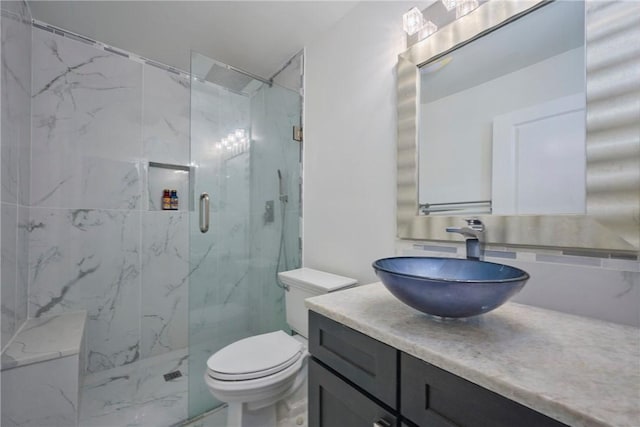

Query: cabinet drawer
[309,311,398,408]
[401,353,567,427]
[309,358,398,427]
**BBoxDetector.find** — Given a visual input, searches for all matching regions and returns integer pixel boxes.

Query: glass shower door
[188,52,302,418]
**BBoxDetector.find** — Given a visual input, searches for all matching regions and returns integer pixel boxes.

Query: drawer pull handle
[373,419,391,427]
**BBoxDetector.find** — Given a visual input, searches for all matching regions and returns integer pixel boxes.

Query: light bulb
[419,20,438,39]
[456,0,479,18]
[403,7,425,36]
[442,0,457,11]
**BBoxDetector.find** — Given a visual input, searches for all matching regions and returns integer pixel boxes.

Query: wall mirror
[397,0,639,253]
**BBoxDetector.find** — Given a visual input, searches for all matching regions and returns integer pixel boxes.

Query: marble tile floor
[79,346,307,427]
[80,348,197,427]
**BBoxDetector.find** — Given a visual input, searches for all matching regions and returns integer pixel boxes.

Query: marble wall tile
[506,258,640,327]
[30,30,142,209]
[16,205,29,327]
[27,208,141,372]
[1,0,30,17]
[1,7,31,206]
[186,210,218,337]
[141,211,189,358]
[1,202,17,349]
[1,354,81,427]
[1,0,31,352]
[142,64,190,165]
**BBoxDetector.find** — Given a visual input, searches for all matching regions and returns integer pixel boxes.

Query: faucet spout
[446,218,484,260]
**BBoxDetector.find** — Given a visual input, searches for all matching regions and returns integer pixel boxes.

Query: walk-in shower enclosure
[1,4,301,421]
[188,52,302,417]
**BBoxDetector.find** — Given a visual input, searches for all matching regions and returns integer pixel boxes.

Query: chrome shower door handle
[199,192,210,233]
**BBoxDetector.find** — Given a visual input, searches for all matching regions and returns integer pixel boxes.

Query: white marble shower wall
[28,26,191,372]
[1,0,32,351]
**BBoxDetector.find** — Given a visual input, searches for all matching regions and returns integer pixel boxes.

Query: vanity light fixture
[441,0,457,12]
[403,7,438,39]
[403,7,425,36]
[419,20,439,39]
[455,0,479,18]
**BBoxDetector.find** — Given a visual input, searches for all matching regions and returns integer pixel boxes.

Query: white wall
[304,1,432,284]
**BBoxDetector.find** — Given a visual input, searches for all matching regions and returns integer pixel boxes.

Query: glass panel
[188,52,302,418]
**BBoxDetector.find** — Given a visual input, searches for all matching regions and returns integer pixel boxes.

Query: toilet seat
[206,331,304,381]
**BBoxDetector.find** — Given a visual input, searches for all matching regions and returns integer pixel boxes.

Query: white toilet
[204,268,357,427]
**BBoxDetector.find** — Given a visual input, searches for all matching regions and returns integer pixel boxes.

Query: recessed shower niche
[147,161,194,211]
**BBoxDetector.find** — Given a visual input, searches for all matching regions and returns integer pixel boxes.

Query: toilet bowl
[205,331,308,427]
[204,268,357,427]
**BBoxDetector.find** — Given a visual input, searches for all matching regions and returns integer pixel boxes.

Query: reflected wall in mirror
[419,1,585,216]
[397,0,640,252]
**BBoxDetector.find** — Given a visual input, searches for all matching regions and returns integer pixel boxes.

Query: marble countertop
[306,283,640,427]
[1,311,86,370]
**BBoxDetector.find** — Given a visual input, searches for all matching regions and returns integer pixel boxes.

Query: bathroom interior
[0,0,638,426]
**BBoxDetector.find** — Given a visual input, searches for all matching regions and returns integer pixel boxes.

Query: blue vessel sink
[372,257,529,318]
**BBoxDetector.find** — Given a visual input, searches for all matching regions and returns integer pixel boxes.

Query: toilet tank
[278,268,357,337]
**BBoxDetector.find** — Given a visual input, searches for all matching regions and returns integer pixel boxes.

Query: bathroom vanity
[306,283,640,427]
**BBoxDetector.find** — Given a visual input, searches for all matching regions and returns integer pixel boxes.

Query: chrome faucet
[446,218,485,260]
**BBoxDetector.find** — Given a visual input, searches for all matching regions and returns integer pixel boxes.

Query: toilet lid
[207,331,303,381]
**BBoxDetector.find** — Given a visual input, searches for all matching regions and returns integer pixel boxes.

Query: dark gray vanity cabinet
[309,312,567,427]
[309,359,397,427]
[401,353,566,427]
[308,311,398,427]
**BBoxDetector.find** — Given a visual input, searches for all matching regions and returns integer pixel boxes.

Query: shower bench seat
[1,310,86,427]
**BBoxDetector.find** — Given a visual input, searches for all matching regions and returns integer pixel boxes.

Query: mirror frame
[397,0,640,253]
